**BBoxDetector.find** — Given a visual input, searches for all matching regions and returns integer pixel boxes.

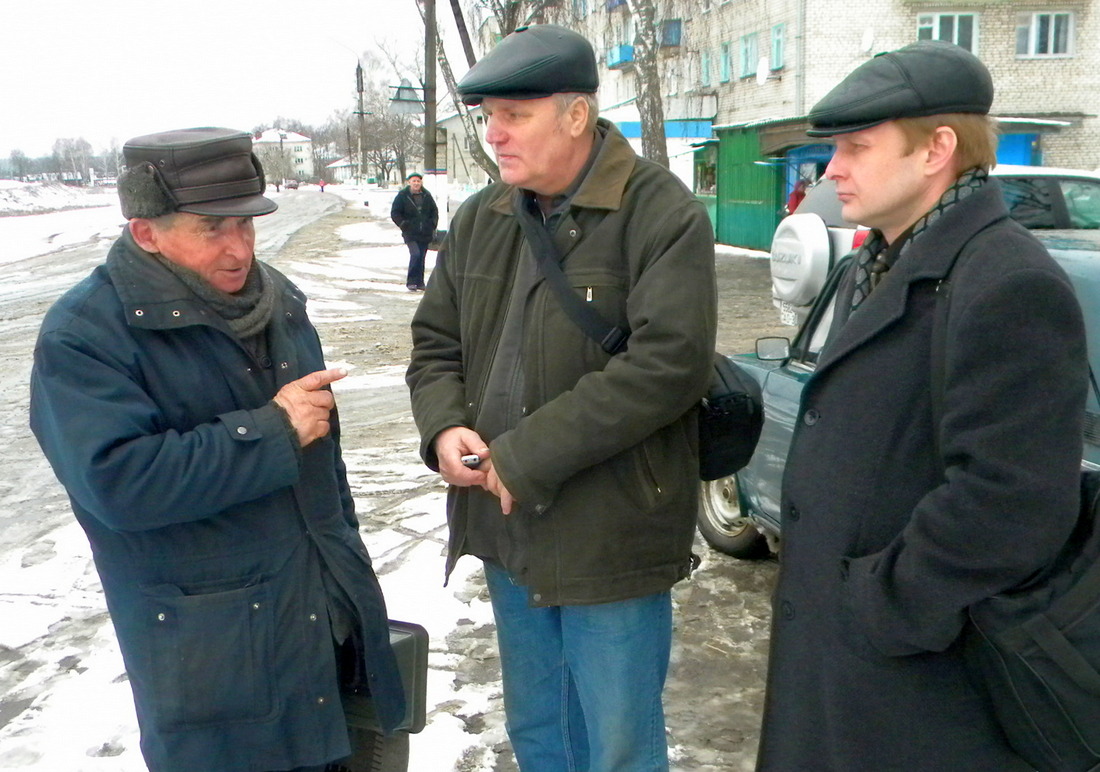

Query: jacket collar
[816,179,1010,373]
[104,228,300,333]
[488,118,638,216]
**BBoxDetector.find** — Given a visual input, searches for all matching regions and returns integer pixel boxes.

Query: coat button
[781,600,795,620]
[787,505,800,522]
[533,593,542,602]
[309,613,318,622]
[236,426,248,435]
[803,408,820,426]
[260,356,272,368]
[156,613,166,621]
[317,697,326,705]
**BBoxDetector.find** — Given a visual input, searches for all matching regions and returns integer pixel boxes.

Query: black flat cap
[118,127,277,219]
[807,40,993,137]
[457,24,598,106]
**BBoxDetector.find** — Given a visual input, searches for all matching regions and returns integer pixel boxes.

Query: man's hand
[435,426,490,488]
[483,462,516,515]
[272,368,347,447]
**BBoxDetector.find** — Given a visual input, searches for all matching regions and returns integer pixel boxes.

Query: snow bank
[0,181,116,216]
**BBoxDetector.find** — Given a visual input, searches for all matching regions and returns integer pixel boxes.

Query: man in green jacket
[406,24,716,772]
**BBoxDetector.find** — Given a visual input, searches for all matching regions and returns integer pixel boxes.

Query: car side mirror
[756,337,791,361]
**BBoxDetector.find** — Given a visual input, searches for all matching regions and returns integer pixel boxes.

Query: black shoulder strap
[512,198,629,355]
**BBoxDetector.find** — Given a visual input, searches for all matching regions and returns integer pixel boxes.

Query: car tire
[697,475,770,559]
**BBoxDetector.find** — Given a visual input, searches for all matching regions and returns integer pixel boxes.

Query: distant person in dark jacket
[390,172,438,291]
[29,127,408,772]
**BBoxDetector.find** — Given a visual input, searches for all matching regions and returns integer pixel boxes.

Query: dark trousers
[405,240,429,289]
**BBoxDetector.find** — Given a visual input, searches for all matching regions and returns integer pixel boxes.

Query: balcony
[607,44,635,69]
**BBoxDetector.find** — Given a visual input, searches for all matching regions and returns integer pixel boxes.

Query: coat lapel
[815,181,1011,376]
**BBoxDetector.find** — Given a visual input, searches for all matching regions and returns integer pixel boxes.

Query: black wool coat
[390,185,439,243]
[756,181,1088,771]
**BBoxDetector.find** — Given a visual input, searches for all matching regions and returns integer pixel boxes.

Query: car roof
[993,164,1100,181]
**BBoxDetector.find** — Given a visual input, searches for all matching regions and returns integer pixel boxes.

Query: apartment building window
[771,24,786,69]
[740,33,759,78]
[701,51,712,86]
[720,43,732,82]
[1016,12,1073,57]
[917,12,977,53]
[572,0,587,17]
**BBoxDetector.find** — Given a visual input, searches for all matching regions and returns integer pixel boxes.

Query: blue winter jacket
[29,230,404,772]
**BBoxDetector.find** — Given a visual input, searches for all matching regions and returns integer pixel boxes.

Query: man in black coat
[755,42,1088,770]
[389,172,438,291]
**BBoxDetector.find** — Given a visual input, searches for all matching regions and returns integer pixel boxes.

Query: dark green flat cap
[457,24,598,106]
[807,40,993,137]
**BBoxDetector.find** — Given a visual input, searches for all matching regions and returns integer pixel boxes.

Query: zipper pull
[586,287,593,302]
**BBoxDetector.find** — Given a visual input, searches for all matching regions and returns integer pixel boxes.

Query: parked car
[770,166,1100,326]
[284,179,300,190]
[698,166,1100,558]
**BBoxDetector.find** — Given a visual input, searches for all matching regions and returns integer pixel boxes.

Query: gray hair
[554,92,599,132]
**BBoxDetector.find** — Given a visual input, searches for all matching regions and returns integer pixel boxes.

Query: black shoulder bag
[932,257,1100,772]
[512,202,762,482]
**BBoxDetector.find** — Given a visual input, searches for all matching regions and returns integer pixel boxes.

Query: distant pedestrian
[785,179,808,214]
[390,172,438,291]
[319,178,327,192]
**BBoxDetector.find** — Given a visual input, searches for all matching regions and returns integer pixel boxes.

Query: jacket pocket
[144,580,277,729]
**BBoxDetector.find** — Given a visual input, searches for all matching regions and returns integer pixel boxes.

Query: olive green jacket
[407,121,717,604]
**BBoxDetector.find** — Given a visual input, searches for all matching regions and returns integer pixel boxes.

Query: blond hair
[896,113,1000,173]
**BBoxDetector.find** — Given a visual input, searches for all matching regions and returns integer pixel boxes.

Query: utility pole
[355,62,366,185]
[423,0,437,172]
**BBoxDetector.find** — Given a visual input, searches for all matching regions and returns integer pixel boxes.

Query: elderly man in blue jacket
[30,127,406,772]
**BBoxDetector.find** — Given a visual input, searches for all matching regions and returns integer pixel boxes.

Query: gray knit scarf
[154,255,276,339]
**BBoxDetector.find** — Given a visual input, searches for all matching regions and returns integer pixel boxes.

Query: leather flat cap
[118,127,277,219]
[807,41,993,137]
[457,24,598,106]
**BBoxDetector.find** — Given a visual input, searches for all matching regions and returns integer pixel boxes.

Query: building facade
[453,0,1096,246]
[253,129,315,182]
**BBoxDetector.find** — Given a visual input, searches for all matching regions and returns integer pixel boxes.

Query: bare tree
[623,0,669,167]
[52,138,92,183]
[254,143,293,191]
[9,150,30,180]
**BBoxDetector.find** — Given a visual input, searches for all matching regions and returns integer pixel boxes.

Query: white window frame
[1016,11,1074,57]
[739,33,758,79]
[917,12,978,54]
[771,23,785,70]
[701,51,712,86]
[720,43,732,83]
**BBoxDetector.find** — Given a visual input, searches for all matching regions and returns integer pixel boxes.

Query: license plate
[779,301,798,326]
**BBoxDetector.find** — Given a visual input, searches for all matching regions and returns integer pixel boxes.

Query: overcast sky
[1,0,435,158]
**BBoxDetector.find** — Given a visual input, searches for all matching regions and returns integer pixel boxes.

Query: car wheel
[697,475,770,559]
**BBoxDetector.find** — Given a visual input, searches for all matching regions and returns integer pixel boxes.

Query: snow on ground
[0,182,494,771]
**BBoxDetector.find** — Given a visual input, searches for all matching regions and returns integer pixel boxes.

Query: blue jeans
[405,240,429,288]
[484,561,672,772]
